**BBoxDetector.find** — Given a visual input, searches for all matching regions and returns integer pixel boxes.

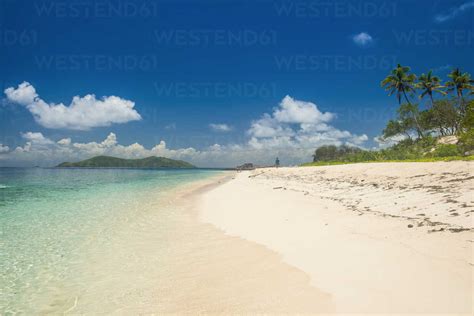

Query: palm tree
[381,64,417,105]
[417,70,446,107]
[445,68,474,111]
[381,64,422,137]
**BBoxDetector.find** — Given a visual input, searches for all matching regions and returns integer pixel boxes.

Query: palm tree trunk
[403,90,424,138]
[402,90,411,105]
[460,91,466,115]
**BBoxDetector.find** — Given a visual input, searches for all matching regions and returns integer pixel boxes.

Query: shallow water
[0,168,223,314]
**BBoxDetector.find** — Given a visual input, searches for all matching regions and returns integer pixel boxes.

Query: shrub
[418,135,437,148]
[431,144,460,157]
[313,145,362,162]
[458,129,474,154]
[343,150,377,162]
[462,100,474,130]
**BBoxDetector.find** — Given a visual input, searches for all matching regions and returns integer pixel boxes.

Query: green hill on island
[57,156,195,169]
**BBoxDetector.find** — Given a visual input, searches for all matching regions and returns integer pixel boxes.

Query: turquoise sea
[0,168,224,314]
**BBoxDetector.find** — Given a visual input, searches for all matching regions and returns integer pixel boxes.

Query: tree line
[381,65,473,141]
[312,65,473,163]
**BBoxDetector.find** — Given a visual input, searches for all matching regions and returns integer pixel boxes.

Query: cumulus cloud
[57,138,71,146]
[247,96,334,139]
[247,95,367,152]
[4,81,38,105]
[4,82,141,130]
[0,144,9,153]
[352,32,373,46]
[21,132,54,145]
[274,95,334,124]
[1,96,369,167]
[209,123,232,132]
[248,114,294,138]
[435,1,474,23]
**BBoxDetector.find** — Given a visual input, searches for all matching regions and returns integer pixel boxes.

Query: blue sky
[1,0,473,167]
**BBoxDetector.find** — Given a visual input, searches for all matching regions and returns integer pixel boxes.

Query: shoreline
[154,171,335,313]
[197,161,474,314]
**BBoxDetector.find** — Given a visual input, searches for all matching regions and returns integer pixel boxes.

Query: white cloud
[352,32,373,46]
[274,95,334,124]
[435,1,474,23]
[57,138,71,146]
[248,114,294,138]
[7,132,56,156]
[0,144,9,153]
[247,96,336,140]
[21,132,54,145]
[209,123,232,132]
[247,95,366,153]
[4,81,38,105]
[4,82,141,130]
[1,96,369,167]
[351,134,369,144]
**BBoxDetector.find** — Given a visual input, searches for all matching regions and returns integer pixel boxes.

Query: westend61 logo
[274,55,397,72]
[274,1,397,18]
[34,55,159,71]
[34,0,159,18]
[154,82,277,98]
[154,29,277,46]
[0,30,37,47]
[337,107,393,124]
[393,29,474,46]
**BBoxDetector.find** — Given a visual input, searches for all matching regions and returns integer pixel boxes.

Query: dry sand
[198,161,474,314]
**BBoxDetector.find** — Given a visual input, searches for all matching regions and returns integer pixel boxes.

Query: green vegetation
[312,145,363,162]
[57,156,195,168]
[302,155,474,167]
[305,65,474,166]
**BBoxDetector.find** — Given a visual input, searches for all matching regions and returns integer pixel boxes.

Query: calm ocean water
[0,167,223,313]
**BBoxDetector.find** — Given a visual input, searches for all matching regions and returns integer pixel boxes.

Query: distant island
[56,156,195,169]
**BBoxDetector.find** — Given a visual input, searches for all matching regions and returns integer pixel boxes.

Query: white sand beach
[198,161,474,314]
